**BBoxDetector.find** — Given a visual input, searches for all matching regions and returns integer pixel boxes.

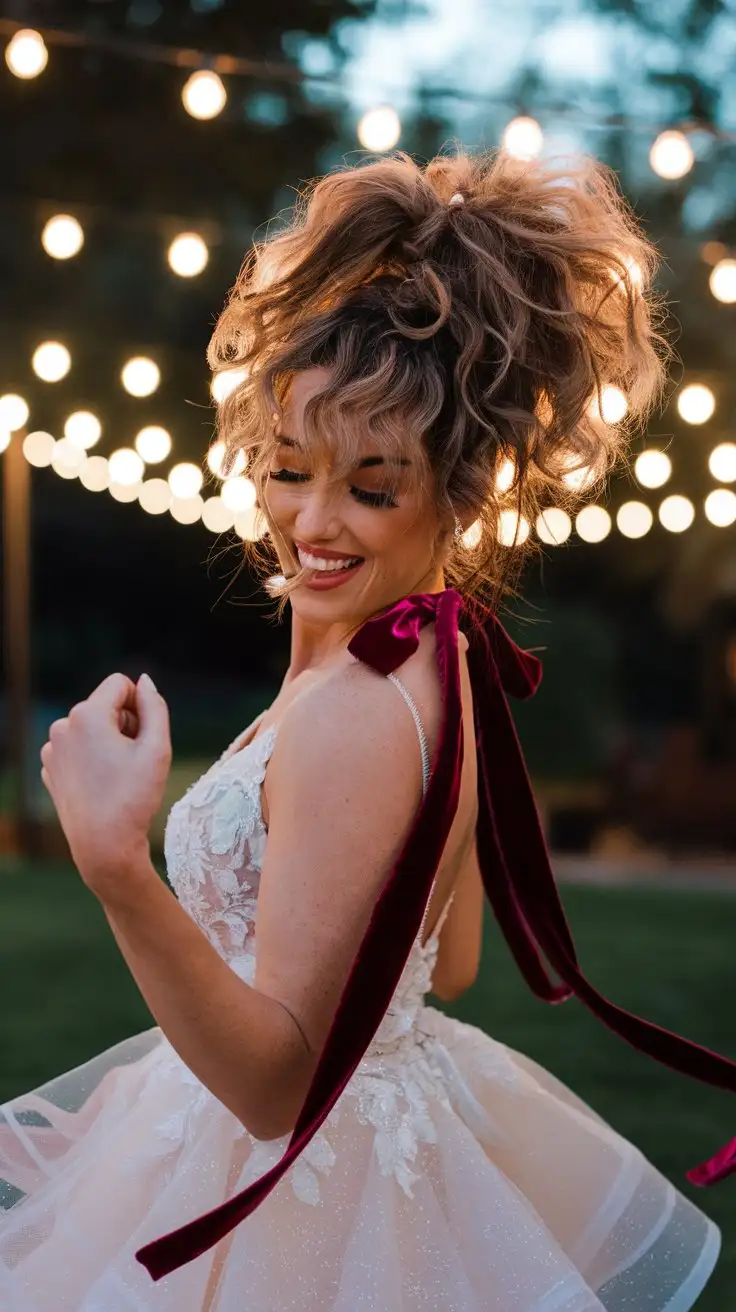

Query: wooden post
[2,428,32,855]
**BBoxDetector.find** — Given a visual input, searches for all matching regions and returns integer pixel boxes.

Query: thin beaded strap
[385,672,431,796]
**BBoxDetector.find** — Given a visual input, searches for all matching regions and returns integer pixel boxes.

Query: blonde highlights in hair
[208,148,671,615]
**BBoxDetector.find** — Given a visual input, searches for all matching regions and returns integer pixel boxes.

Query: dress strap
[385,672,430,797]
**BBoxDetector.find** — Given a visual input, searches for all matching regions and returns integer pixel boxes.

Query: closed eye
[268,469,398,509]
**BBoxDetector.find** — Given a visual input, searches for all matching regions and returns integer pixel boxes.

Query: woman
[0,149,730,1308]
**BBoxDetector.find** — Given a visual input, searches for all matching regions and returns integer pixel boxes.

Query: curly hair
[207,147,671,617]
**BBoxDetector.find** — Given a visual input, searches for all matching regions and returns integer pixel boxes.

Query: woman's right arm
[430,835,484,1003]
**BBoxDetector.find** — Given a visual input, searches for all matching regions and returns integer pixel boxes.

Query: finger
[41,766,51,792]
[85,673,138,723]
[40,741,53,767]
[118,708,140,739]
[49,717,69,739]
[135,673,171,754]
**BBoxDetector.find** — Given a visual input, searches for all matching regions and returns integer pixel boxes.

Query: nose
[293,485,342,542]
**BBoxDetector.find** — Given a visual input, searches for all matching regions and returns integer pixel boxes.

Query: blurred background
[0,1,735,1303]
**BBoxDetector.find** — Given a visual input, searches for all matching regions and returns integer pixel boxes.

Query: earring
[454,514,464,540]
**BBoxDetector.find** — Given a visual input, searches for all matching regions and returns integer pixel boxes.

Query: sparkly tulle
[0,708,721,1309]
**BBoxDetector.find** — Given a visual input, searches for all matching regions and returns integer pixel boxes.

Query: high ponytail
[207,148,672,613]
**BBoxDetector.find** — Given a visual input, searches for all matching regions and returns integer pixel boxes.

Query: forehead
[279,367,417,472]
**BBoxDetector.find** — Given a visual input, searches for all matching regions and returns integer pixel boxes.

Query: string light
[234,506,267,540]
[220,474,257,512]
[181,70,227,120]
[659,494,695,532]
[51,439,85,478]
[121,356,160,397]
[22,430,55,466]
[167,232,209,277]
[502,115,543,160]
[587,384,629,425]
[170,494,204,524]
[64,410,101,449]
[616,501,653,539]
[709,258,736,304]
[709,442,736,483]
[0,394,29,430]
[138,479,172,515]
[168,462,203,498]
[135,425,171,463]
[210,369,247,403]
[78,455,109,492]
[497,509,530,547]
[32,341,71,382]
[575,506,611,543]
[109,448,145,485]
[704,488,736,527]
[356,107,401,152]
[634,449,672,489]
[677,383,715,424]
[207,440,246,478]
[460,519,483,550]
[109,480,141,503]
[5,28,47,79]
[536,508,572,545]
[41,215,84,260]
[202,495,236,533]
[649,129,694,180]
[495,459,516,493]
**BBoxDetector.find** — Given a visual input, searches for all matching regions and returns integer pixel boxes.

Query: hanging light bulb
[496,510,530,547]
[502,116,543,160]
[709,443,736,483]
[575,506,611,543]
[109,448,145,486]
[168,462,204,499]
[649,130,694,180]
[182,70,227,120]
[5,28,48,79]
[211,368,248,403]
[170,495,204,524]
[121,356,160,397]
[634,449,672,489]
[659,494,694,533]
[460,519,483,550]
[41,215,84,260]
[32,341,71,382]
[357,107,401,152]
[78,456,109,492]
[220,475,257,512]
[0,394,29,431]
[704,488,736,528]
[138,479,172,515]
[536,508,572,545]
[64,411,101,450]
[616,501,653,539]
[22,431,55,467]
[167,233,209,277]
[587,385,629,424]
[206,441,246,478]
[709,258,736,305]
[677,383,715,425]
[202,495,236,533]
[135,426,172,464]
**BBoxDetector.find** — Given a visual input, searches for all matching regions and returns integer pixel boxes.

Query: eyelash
[268,469,398,509]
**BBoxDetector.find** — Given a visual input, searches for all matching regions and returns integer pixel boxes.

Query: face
[264,367,450,629]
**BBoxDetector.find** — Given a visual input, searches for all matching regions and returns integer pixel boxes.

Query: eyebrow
[275,434,410,469]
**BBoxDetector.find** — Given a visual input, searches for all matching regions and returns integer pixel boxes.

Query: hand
[40,672,172,898]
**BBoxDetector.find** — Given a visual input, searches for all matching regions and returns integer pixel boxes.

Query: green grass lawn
[1,857,735,1306]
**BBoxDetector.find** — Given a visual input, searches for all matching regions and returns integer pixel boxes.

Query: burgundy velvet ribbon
[136,587,735,1282]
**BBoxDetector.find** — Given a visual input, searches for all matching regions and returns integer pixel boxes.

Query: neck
[285,565,446,682]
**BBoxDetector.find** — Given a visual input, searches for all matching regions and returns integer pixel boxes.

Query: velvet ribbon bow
[137,587,736,1281]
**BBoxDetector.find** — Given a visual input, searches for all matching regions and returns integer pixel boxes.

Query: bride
[0,147,730,1309]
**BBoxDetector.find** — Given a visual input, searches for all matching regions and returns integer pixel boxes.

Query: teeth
[297,548,361,572]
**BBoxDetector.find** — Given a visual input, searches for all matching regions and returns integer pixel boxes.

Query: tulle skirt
[0,1006,721,1310]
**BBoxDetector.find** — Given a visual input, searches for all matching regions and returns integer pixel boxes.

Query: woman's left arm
[40,671,314,1141]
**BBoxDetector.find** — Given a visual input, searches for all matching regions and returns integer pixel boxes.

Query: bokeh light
[649,130,694,180]
[495,459,516,493]
[109,448,145,486]
[109,480,141,503]
[0,394,29,431]
[168,462,204,498]
[357,106,401,151]
[207,441,247,478]
[138,479,172,515]
[22,430,55,467]
[502,116,543,160]
[78,456,110,492]
[32,341,71,382]
[616,501,653,539]
[460,519,483,550]
[41,215,84,260]
[588,385,629,424]
[5,29,48,79]
[181,70,227,120]
[234,507,268,540]
[536,507,572,545]
[135,425,172,464]
[64,411,101,449]
[220,475,257,512]
[704,488,736,528]
[202,495,236,533]
[167,232,209,277]
[658,494,695,533]
[709,258,736,304]
[51,438,85,478]
[677,383,715,425]
[170,494,204,524]
[634,449,672,489]
[0,432,12,455]
[497,510,530,547]
[121,356,160,397]
[708,442,736,483]
[211,369,248,403]
[575,506,611,543]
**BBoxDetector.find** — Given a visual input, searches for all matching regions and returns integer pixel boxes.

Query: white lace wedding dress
[0,675,721,1309]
